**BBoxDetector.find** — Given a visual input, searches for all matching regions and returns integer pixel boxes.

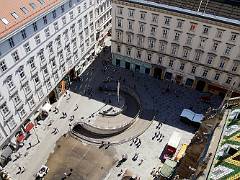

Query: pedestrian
[21,167,25,174]
[28,142,32,148]
[17,166,22,174]
[138,159,144,166]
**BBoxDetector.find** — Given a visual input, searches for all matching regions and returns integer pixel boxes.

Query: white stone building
[0,0,111,148]
[111,0,240,97]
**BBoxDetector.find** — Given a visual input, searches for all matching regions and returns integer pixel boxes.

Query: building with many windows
[0,0,111,147]
[111,0,240,97]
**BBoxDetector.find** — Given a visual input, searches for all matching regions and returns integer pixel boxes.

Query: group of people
[152,122,164,142]
[130,137,142,148]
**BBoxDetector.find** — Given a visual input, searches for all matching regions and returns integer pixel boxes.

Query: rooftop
[0,0,61,40]
[124,0,240,26]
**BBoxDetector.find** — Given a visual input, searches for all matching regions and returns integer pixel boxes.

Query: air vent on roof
[11,12,19,19]
[20,7,29,14]
[1,18,9,25]
[38,0,45,5]
[30,3,37,9]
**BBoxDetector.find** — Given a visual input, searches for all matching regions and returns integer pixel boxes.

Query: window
[20,7,29,14]
[226,77,232,84]
[117,18,122,28]
[136,50,141,59]
[159,41,167,53]
[50,57,56,69]
[186,34,193,45]
[150,26,156,36]
[84,15,88,25]
[117,45,121,53]
[54,22,58,31]
[199,37,207,48]
[77,6,81,14]
[162,28,168,38]
[23,83,31,94]
[6,78,14,89]
[177,20,184,28]
[180,63,185,71]
[38,0,45,5]
[46,79,52,90]
[219,61,225,68]
[191,66,196,74]
[190,23,197,32]
[207,55,214,64]
[232,64,238,72]
[39,50,45,61]
[152,14,158,23]
[139,23,144,33]
[140,12,146,20]
[84,27,89,37]
[182,48,190,59]
[129,9,134,17]
[169,60,173,67]
[33,22,38,31]
[8,38,15,48]
[216,29,224,38]
[137,35,144,47]
[62,16,66,24]
[224,45,232,55]
[54,72,59,81]
[34,75,40,85]
[28,96,35,108]
[52,10,56,18]
[126,47,131,56]
[78,19,82,30]
[37,88,44,99]
[202,70,208,77]
[69,0,72,8]
[117,7,123,15]
[0,61,7,72]
[30,2,36,9]
[1,18,9,25]
[147,53,152,61]
[174,32,181,41]
[21,30,27,39]
[18,107,26,118]
[29,57,36,70]
[13,94,21,105]
[1,104,10,116]
[203,26,210,34]
[148,39,155,49]
[230,33,238,41]
[128,20,133,30]
[44,28,50,37]
[90,11,93,21]
[212,41,219,51]
[116,30,122,41]
[8,118,17,130]
[158,56,163,64]
[127,33,133,43]
[194,51,202,61]
[43,16,47,24]
[11,12,19,19]
[164,17,171,25]
[214,73,220,80]
[12,51,20,61]
[61,5,65,13]
[35,35,41,45]
[18,67,25,79]
[171,45,178,56]
[69,11,74,20]
[24,43,31,53]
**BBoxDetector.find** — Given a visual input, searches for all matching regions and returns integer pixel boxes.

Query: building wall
[111,0,240,94]
[0,0,112,147]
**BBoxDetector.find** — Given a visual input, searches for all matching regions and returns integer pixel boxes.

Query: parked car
[36,165,49,179]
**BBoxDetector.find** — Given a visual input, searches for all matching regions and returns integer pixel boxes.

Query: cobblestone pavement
[3,40,222,180]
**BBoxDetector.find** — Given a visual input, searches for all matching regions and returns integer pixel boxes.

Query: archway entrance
[153,68,162,80]
[196,80,206,91]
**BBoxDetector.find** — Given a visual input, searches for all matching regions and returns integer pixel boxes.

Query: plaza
[2,46,222,180]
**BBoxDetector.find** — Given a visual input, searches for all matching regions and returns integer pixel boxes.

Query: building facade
[111,0,240,97]
[0,0,111,147]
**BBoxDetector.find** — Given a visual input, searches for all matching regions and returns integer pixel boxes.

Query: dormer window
[20,7,29,14]
[11,12,19,19]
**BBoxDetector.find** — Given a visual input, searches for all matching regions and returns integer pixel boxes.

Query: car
[36,165,49,178]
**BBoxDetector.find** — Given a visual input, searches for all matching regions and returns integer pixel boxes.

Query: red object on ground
[25,122,34,132]
[16,134,25,143]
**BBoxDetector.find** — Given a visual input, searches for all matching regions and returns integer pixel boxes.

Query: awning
[16,134,25,143]
[1,146,13,159]
[41,103,52,113]
[25,122,34,132]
